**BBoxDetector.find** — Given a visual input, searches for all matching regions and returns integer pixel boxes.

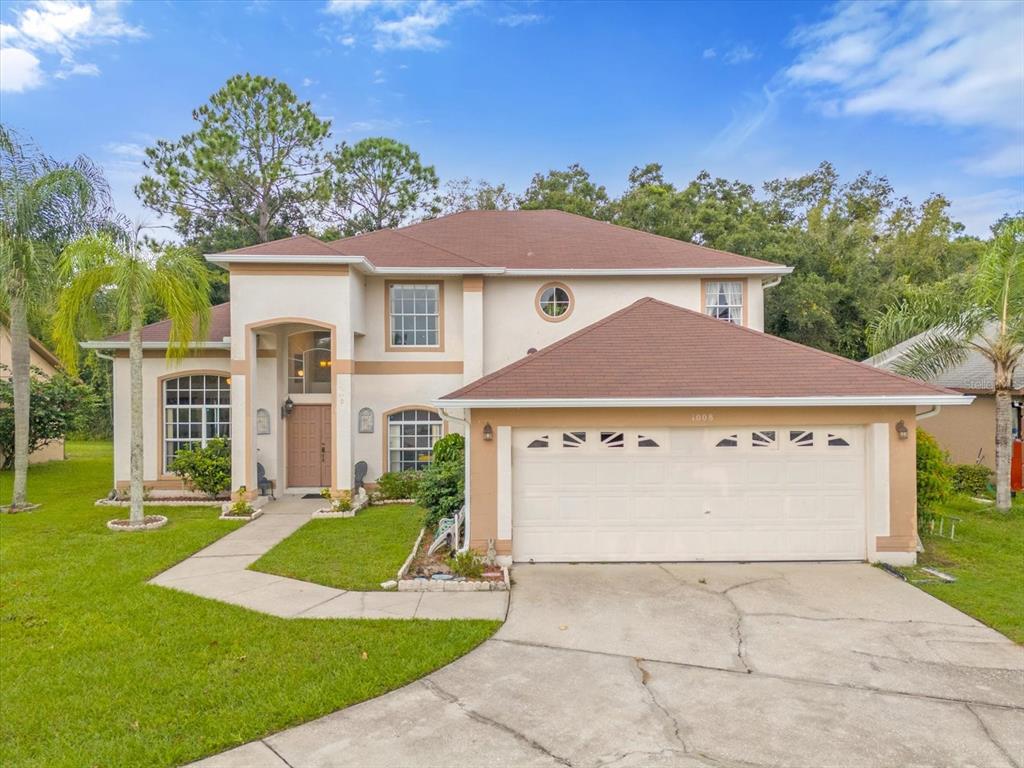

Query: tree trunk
[994,388,1013,512]
[8,292,31,510]
[129,311,145,523]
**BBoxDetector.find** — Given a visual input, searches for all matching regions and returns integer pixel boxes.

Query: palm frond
[149,244,211,360]
[892,329,970,381]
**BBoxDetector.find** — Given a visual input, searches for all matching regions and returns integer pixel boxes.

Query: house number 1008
[691,413,714,423]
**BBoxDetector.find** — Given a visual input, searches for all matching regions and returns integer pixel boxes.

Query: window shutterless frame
[159,371,231,476]
[701,278,747,325]
[383,407,444,472]
[385,280,445,352]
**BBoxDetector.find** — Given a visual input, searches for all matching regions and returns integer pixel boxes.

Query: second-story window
[704,280,743,324]
[389,282,441,348]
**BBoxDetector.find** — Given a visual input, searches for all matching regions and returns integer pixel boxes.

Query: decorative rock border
[397,568,510,592]
[218,508,264,522]
[313,493,370,518]
[106,514,169,531]
[96,498,224,508]
[219,495,271,520]
[1,502,41,513]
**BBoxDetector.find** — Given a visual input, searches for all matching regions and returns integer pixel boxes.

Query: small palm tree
[869,218,1024,511]
[0,126,108,510]
[52,221,210,525]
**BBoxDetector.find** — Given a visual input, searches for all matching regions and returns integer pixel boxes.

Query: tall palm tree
[0,126,108,511]
[869,218,1024,511]
[52,222,210,525]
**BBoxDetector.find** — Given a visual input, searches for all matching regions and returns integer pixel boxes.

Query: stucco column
[229,339,252,499]
[463,276,484,383]
[335,369,353,492]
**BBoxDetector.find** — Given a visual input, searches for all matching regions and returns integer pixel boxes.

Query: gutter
[80,341,232,351]
[434,395,974,409]
[438,407,472,551]
[205,253,793,278]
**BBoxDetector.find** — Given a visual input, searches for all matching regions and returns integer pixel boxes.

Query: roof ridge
[541,209,782,268]
[443,299,658,398]
[387,228,493,268]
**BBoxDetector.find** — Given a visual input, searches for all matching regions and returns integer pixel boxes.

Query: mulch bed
[404,531,504,582]
[106,515,169,531]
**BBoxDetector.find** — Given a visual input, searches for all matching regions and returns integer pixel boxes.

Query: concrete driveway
[194,563,1024,768]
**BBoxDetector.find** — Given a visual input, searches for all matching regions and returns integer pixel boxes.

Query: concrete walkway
[189,562,1023,768]
[149,496,508,621]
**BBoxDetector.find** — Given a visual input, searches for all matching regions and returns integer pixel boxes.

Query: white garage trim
[868,423,891,555]
[497,425,512,540]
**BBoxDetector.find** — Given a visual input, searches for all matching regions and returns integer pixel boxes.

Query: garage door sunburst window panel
[562,431,586,448]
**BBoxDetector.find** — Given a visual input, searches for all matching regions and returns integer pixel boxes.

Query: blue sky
[2,0,1022,236]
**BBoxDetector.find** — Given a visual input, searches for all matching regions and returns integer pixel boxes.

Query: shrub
[416,435,465,528]
[952,463,993,497]
[431,433,465,464]
[376,471,421,500]
[448,549,483,579]
[169,437,232,496]
[0,364,99,469]
[226,486,253,516]
[320,487,352,512]
[417,461,465,527]
[917,428,953,514]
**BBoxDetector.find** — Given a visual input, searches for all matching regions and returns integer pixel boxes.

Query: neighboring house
[0,322,66,464]
[84,210,969,565]
[866,325,1022,470]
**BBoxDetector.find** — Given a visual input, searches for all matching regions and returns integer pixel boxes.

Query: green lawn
[250,503,425,590]
[901,496,1024,643]
[0,443,499,768]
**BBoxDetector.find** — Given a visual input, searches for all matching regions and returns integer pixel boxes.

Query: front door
[288,405,331,487]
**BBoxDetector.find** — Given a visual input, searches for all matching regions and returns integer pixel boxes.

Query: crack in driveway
[965,703,1022,768]
[419,678,575,767]
[631,657,690,752]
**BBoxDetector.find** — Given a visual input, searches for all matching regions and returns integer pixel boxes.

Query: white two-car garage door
[511,426,867,562]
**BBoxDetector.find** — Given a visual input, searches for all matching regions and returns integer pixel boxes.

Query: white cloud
[724,44,755,64]
[786,0,1023,177]
[948,188,1024,236]
[373,1,460,51]
[0,47,43,92]
[0,1,144,92]
[497,13,543,28]
[321,0,471,51]
[342,117,404,133]
[704,86,780,158]
[302,76,317,87]
[702,47,716,59]
[325,0,378,17]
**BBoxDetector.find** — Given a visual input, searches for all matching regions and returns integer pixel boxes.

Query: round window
[537,283,573,321]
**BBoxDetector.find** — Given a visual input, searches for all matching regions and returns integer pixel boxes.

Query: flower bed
[391,530,508,592]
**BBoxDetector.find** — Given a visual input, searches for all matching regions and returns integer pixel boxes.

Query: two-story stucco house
[86,210,969,565]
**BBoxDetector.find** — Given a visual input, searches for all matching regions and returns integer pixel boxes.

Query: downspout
[438,407,471,551]
[917,405,942,421]
[762,276,783,290]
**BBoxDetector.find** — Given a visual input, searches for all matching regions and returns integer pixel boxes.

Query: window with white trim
[163,375,230,472]
[389,283,440,347]
[387,409,443,471]
[705,281,743,324]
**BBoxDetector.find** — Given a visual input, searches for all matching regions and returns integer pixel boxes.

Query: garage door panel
[512,425,866,563]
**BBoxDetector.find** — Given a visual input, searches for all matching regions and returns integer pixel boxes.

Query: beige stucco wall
[467,406,918,560]
[480,276,766,372]
[919,397,996,469]
[112,354,231,488]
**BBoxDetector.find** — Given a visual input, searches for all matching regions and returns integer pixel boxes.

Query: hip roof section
[218,210,787,273]
[440,298,964,403]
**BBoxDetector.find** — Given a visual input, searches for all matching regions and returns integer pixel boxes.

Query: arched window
[387,409,443,472]
[288,331,331,394]
[163,374,230,472]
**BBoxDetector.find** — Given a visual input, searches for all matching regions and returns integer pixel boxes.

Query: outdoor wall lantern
[895,419,909,440]
[281,396,295,419]
[482,422,494,442]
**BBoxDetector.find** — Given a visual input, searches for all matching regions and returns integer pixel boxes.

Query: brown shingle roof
[102,302,231,344]
[223,234,342,257]
[224,211,784,271]
[441,298,960,402]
